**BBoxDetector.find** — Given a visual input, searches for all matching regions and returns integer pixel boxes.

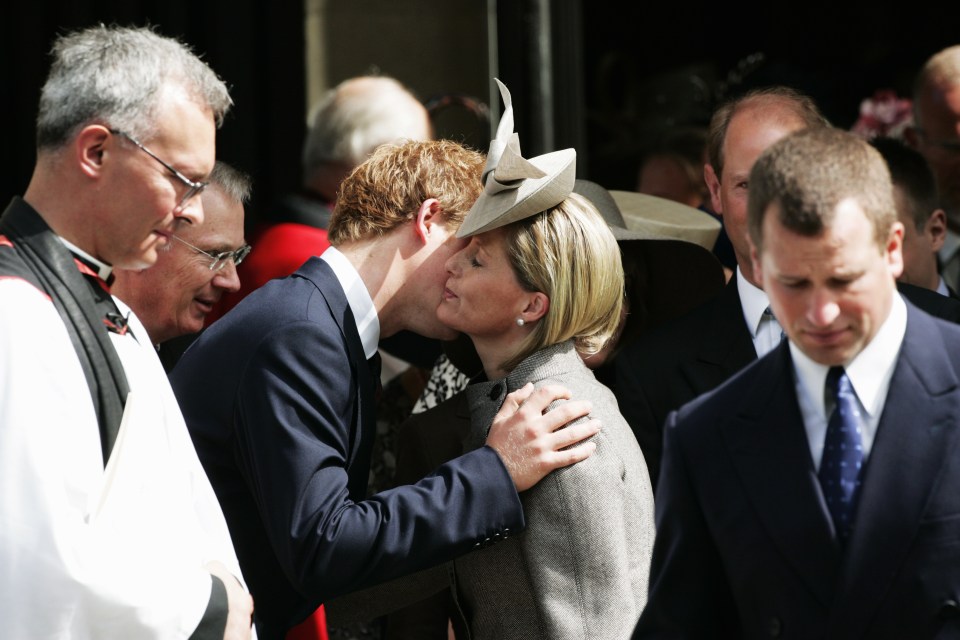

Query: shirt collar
[59,237,113,282]
[790,292,906,419]
[736,266,771,338]
[938,276,951,297]
[940,228,960,263]
[321,246,380,359]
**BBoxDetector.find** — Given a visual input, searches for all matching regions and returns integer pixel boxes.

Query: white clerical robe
[0,278,249,638]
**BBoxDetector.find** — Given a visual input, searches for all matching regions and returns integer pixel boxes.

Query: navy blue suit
[634,302,960,639]
[171,257,523,639]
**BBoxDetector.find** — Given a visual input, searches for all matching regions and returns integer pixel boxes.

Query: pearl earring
[516,318,525,326]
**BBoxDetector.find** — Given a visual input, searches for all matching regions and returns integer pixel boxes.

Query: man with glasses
[0,25,253,639]
[113,161,251,371]
[908,45,960,291]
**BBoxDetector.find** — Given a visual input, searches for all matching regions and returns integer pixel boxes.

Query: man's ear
[704,163,723,215]
[886,220,905,279]
[520,292,550,324]
[414,198,442,244]
[927,208,948,252]
[74,125,111,179]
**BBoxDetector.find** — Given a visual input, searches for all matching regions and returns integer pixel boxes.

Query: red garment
[285,605,329,640]
[207,222,330,324]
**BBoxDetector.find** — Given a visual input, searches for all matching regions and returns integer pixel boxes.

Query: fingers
[515,384,572,414]
[550,418,601,449]
[538,400,593,433]
[497,382,535,416]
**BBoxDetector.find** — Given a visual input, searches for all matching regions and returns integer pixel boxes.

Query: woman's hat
[609,190,722,251]
[573,179,725,336]
[457,79,577,238]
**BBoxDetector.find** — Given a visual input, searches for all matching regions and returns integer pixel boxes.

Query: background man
[871,136,953,296]
[113,160,252,370]
[635,127,960,639]
[212,74,432,318]
[614,86,828,483]
[171,139,598,638]
[909,45,960,290]
[0,25,252,638]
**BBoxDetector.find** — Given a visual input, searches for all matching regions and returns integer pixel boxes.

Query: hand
[485,383,599,492]
[205,561,254,640]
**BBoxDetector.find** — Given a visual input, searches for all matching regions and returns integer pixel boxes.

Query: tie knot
[825,366,854,410]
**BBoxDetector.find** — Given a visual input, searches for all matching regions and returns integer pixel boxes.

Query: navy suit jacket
[634,302,960,639]
[614,277,756,485]
[615,278,960,487]
[170,257,523,639]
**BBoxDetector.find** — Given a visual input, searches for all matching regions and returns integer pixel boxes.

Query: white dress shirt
[322,246,380,359]
[737,267,782,358]
[789,293,907,470]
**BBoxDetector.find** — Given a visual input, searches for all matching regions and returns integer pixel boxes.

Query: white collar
[321,246,380,359]
[940,228,960,262]
[59,237,113,281]
[938,277,951,297]
[736,266,771,337]
[789,292,906,419]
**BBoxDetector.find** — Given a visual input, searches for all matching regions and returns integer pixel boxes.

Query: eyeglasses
[914,128,960,155]
[171,234,252,271]
[109,128,209,208]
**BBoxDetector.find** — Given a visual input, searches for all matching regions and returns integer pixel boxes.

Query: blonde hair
[501,193,624,371]
[329,139,484,244]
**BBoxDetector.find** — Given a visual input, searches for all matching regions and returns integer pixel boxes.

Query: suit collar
[320,246,379,358]
[691,277,757,369]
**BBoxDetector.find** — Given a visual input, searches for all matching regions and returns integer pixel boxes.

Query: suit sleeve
[632,410,741,639]
[233,319,524,601]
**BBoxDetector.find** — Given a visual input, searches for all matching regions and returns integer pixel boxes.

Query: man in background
[113,160,252,370]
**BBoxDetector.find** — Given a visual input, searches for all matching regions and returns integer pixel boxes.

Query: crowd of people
[3,22,960,640]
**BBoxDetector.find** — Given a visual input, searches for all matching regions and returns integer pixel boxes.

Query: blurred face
[637,155,703,208]
[113,186,244,344]
[754,199,903,366]
[101,85,216,269]
[893,185,941,291]
[914,84,960,223]
[438,228,531,340]
[706,106,807,283]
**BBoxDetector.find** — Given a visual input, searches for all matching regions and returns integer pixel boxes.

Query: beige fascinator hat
[456,79,577,238]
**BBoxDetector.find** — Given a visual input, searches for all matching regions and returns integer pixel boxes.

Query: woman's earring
[516,318,525,326]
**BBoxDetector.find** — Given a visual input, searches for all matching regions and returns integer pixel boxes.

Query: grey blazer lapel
[720,343,841,608]
[829,305,960,635]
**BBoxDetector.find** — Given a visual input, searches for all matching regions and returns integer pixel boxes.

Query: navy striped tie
[818,366,865,546]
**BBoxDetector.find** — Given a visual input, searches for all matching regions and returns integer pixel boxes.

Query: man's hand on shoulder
[486,383,599,492]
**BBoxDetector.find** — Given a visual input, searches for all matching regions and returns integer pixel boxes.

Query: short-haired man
[635,127,960,639]
[113,161,252,369]
[212,75,432,319]
[614,86,829,484]
[871,136,953,296]
[908,45,960,290]
[170,139,598,638]
[0,26,252,638]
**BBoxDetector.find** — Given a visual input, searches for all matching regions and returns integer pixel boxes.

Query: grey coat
[327,341,655,639]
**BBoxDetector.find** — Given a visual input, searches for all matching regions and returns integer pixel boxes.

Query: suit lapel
[829,305,960,634]
[296,258,378,486]
[681,279,757,396]
[720,343,841,608]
